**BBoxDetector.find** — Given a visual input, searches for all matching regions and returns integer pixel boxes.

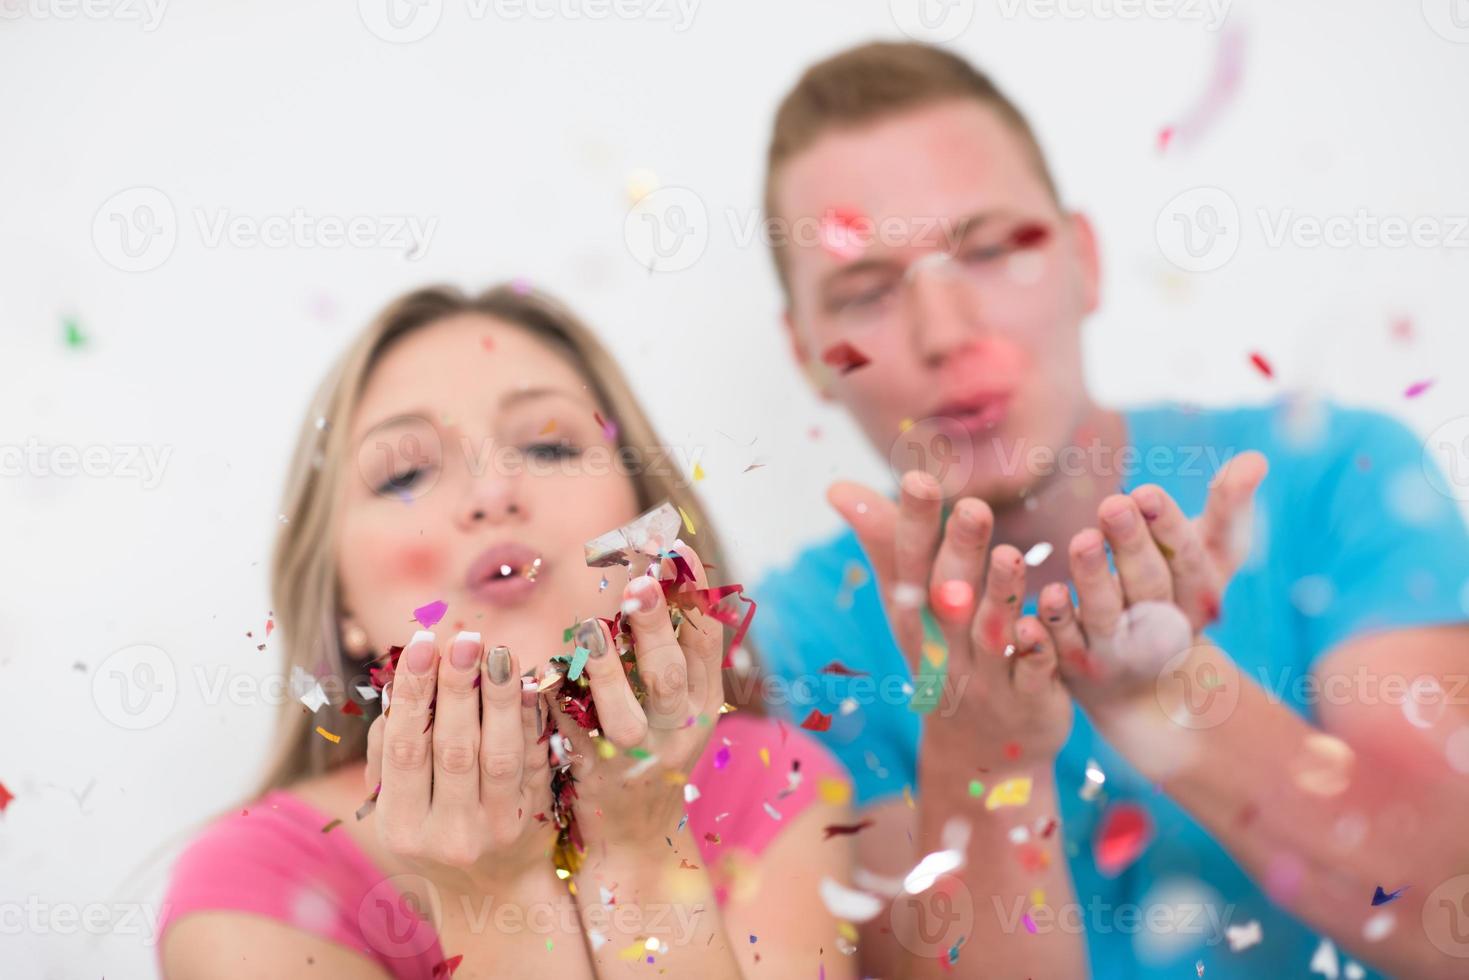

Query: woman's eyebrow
[356,410,434,443]
[497,386,596,412]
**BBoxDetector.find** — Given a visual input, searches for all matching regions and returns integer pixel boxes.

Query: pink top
[156,714,847,979]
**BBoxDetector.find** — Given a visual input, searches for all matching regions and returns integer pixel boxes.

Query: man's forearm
[1103,640,1469,979]
[882,726,1088,979]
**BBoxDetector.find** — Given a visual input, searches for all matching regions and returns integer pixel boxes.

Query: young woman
[156,284,856,979]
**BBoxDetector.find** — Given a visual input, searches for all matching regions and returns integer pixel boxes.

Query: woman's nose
[457,475,524,529]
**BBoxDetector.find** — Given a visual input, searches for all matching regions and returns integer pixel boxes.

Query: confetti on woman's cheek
[1248,351,1274,379]
[1404,379,1434,399]
[594,410,619,441]
[1094,802,1153,876]
[820,342,872,376]
[413,600,447,629]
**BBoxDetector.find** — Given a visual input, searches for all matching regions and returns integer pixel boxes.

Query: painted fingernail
[488,644,512,685]
[624,577,660,614]
[1134,488,1161,521]
[575,619,607,658]
[406,630,435,672]
[450,631,481,671]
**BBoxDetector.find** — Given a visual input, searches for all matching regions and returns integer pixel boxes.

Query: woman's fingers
[667,542,725,717]
[478,643,526,817]
[364,712,385,795]
[623,568,691,729]
[430,631,485,819]
[1069,529,1123,645]
[1098,494,1173,606]
[378,629,438,832]
[1131,484,1220,631]
[578,615,649,747]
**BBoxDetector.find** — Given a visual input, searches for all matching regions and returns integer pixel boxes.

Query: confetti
[1248,351,1274,380]
[593,410,619,442]
[1023,542,1054,566]
[1080,759,1106,801]
[984,777,1033,811]
[683,784,700,803]
[820,660,868,677]
[692,461,705,482]
[817,776,851,806]
[818,877,884,922]
[800,709,833,732]
[431,954,464,977]
[903,847,964,894]
[1161,24,1246,152]
[968,779,984,798]
[714,745,731,770]
[1094,802,1153,877]
[818,207,868,262]
[1023,912,1037,934]
[1404,380,1434,399]
[762,801,783,821]
[414,600,447,629]
[820,342,872,376]
[0,781,13,813]
[540,419,557,435]
[1371,884,1407,906]
[678,505,697,536]
[1309,938,1339,979]
[822,820,875,840]
[62,314,87,348]
[314,725,341,744]
[321,818,342,834]
[566,646,590,682]
[1225,920,1262,952]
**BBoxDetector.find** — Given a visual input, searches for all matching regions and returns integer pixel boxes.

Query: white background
[3,0,1469,975]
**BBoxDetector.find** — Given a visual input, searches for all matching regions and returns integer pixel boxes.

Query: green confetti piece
[909,607,947,716]
[968,779,985,798]
[627,747,651,759]
[562,623,575,643]
[546,939,553,952]
[62,316,86,348]
[567,645,590,682]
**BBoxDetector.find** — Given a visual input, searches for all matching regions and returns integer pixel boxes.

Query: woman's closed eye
[373,464,434,495]
[522,440,582,460]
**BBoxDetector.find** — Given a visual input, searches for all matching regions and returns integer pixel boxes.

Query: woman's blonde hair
[253,281,756,800]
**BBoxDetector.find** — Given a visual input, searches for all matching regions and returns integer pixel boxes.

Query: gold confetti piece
[903,785,915,809]
[985,776,1033,810]
[678,506,697,536]
[540,419,557,435]
[923,641,946,667]
[818,777,852,806]
[321,818,342,834]
[596,738,617,760]
[315,725,341,743]
[1031,888,1046,907]
[900,418,915,433]
[693,461,705,482]
[618,940,646,960]
[837,921,859,942]
[759,747,770,767]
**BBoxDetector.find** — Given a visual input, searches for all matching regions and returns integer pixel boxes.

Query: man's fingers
[1012,616,1059,698]
[1098,494,1173,606]
[1069,529,1123,643]
[930,497,994,607]
[1132,484,1220,632]
[1039,581,1092,684]
[1199,450,1269,578]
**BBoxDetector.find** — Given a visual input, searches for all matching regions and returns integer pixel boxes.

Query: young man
[751,41,1469,979]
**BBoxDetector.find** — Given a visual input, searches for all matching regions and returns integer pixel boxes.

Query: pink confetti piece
[1248,351,1274,379]
[1095,802,1153,877]
[414,600,447,629]
[818,207,867,261]
[1404,379,1434,399]
[714,745,731,770]
[594,410,619,442]
[1161,25,1246,153]
[1023,912,1037,934]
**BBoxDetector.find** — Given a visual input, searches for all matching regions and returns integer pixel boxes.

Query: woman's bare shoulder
[161,910,392,980]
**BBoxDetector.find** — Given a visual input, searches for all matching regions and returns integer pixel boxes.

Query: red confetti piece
[1095,802,1154,877]
[431,954,464,978]
[704,832,721,845]
[1008,224,1050,250]
[819,660,869,677]
[822,819,875,840]
[1248,352,1274,379]
[1404,379,1434,399]
[341,700,365,717]
[1157,126,1175,153]
[1391,316,1414,343]
[413,600,447,629]
[1003,741,1022,761]
[820,342,871,376]
[0,781,13,813]
[593,410,619,442]
[481,336,494,351]
[265,618,274,638]
[800,709,833,732]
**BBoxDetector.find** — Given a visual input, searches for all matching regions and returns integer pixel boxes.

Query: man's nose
[908,254,981,367]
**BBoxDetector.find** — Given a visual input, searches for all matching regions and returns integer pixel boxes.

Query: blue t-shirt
[752,400,1469,980]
